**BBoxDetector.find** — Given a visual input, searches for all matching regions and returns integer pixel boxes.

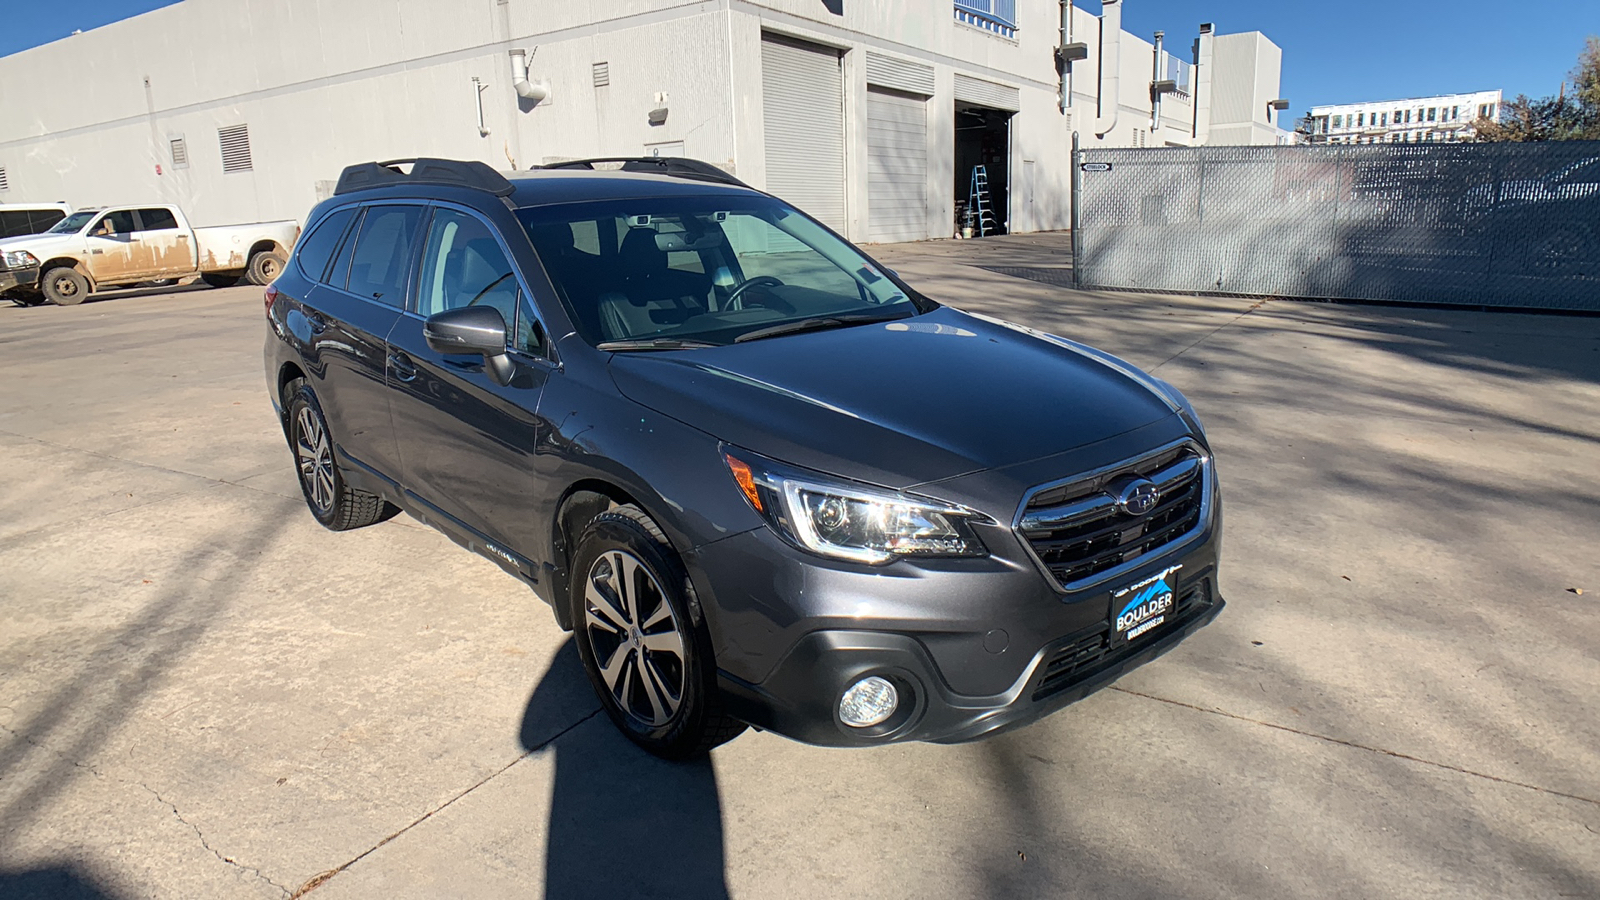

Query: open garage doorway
[954,103,1012,236]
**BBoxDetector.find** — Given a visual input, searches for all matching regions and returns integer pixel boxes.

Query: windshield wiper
[733,312,909,344]
[596,338,719,352]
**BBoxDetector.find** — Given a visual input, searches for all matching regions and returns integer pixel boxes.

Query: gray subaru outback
[264,157,1223,758]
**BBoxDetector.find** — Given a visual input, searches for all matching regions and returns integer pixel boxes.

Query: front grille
[1017,444,1207,589]
[1032,581,1209,701]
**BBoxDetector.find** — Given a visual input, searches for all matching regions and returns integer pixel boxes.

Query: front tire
[41,267,90,306]
[569,506,745,759]
[283,379,398,531]
[247,251,286,285]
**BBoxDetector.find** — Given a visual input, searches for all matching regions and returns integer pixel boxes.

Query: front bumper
[689,482,1224,747]
[0,265,40,294]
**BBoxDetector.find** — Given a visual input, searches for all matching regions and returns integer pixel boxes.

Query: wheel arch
[39,257,95,287]
[276,361,308,439]
[248,239,287,260]
[550,477,682,631]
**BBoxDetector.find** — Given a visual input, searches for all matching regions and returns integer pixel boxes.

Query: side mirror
[423,306,516,385]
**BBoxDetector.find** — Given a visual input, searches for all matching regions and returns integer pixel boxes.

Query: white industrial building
[1305,90,1502,144]
[0,0,1287,243]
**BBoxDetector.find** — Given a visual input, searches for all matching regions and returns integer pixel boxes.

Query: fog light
[839,676,898,728]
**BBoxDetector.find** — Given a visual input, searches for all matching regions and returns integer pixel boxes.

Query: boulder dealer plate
[1110,565,1181,645]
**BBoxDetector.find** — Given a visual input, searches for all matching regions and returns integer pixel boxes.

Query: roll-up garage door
[761,35,845,231]
[867,88,928,243]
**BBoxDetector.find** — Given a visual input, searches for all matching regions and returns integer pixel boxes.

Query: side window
[0,211,30,238]
[135,208,179,231]
[31,210,66,233]
[344,205,423,305]
[92,210,137,237]
[293,207,357,283]
[416,209,542,354]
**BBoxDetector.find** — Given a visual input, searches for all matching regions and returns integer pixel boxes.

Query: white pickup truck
[0,204,299,306]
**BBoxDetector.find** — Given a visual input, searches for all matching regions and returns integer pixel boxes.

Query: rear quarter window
[294,207,357,283]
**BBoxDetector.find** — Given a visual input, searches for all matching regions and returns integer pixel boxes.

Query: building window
[1380,112,1388,126]
[218,124,253,173]
[169,136,189,170]
[1332,114,1342,128]
[1427,107,1437,121]
[953,0,1017,39]
[1357,113,1365,127]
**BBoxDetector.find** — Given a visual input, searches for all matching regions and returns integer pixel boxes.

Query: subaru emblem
[1117,479,1161,517]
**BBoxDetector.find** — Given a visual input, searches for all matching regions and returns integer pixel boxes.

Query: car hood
[607,306,1180,491]
[0,232,74,256]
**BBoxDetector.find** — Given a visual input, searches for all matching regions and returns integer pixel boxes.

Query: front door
[82,210,142,283]
[387,207,552,558]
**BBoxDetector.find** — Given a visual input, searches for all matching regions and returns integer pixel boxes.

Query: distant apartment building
[1305,90,1502,144]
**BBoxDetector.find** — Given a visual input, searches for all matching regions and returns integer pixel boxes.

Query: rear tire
[247,251,286,286]
[41,267,89,306]
[569,505,746,759]
[282,378,399,531]
[202,273,241,288]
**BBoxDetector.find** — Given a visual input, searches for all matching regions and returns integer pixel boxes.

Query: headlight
[722,447,988,564]
[3,250,39,268]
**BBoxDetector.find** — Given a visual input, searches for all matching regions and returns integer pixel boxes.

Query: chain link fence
[1073,142,1600,311]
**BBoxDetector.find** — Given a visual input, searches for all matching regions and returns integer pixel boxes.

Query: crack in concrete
[0,722,290,895]
[1148,298,1269,372]
[1111,686,1600,807]
[135,781,291,897]
[291,707,606,898]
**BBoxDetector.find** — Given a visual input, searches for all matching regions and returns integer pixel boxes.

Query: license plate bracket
[1111,565,1181,646]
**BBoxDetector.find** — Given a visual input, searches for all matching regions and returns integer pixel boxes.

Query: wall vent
[0,166,8,192]
[219,124,253,173]
[593,62,610,88]
[169,136,189,169]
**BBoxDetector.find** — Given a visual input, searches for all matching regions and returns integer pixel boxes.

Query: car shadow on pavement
[0,864,128,900]
[519,642,731,900]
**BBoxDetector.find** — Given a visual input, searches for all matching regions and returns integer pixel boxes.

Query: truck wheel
[247,251,286,286]
[569,505,746,759]
[202,273,241,288]
[41,268,90,306]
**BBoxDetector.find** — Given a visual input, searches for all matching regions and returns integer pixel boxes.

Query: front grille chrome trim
[1012,438,1211,594]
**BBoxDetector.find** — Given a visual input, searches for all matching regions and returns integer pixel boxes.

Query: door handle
[306,312,328,334]
[388,352,419,383]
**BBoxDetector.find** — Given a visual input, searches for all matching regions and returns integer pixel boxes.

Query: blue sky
[4,0,1595,113]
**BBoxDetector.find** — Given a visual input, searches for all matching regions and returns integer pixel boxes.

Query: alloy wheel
[295,407,335,513]
[583,549,687,727]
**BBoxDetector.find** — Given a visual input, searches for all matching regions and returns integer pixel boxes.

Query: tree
[1476,36,1600,141]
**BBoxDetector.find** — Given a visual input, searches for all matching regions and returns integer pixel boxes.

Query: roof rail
[539,157,747,188]
[334,158,515,197]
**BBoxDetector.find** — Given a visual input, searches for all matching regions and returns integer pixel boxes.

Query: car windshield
[517,195,931,347]
[48,211,97,234]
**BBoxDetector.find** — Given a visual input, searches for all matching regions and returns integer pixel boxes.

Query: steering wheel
[724,275,784,311]
[467,273,516,307]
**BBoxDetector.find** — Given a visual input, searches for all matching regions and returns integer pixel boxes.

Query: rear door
[132,207,197,275]
[386,205,553,558]
[303,203,424,484]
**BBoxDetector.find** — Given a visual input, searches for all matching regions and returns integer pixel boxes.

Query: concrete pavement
[1,239,1596,899]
